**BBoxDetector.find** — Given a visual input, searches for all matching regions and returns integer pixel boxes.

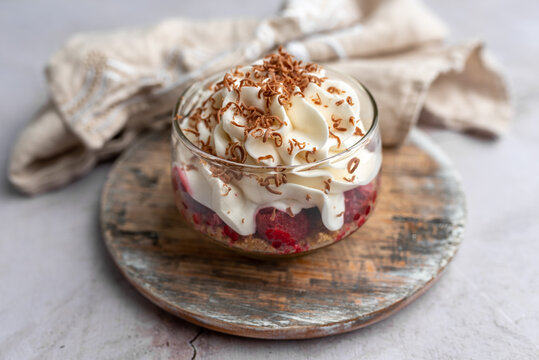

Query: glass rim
[172,68,379,171]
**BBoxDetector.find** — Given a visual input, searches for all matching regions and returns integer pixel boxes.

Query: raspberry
[182,192,212,215]
[335,224,351,242]
[223,225,239,242]
[344,183,373,223]
[205,212,223,226]
[256,208,309,247]
[172,166,191,194]
[357,215,366,227]
[184,197,224,229]
[172,167,223,226]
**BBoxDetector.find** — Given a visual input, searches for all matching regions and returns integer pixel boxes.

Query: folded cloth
[9,0,511,195]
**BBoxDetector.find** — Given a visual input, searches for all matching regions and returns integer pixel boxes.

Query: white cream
[176,62,381,235]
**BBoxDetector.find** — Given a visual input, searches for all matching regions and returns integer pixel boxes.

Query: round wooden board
[101,129,465,339]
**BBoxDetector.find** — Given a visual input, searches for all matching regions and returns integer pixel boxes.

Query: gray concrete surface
[1,0,538,358]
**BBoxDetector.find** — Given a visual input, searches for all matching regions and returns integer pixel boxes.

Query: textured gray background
[1,0,538,359]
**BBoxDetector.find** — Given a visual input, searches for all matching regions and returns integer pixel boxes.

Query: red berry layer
[256,208,309,252]
[173,167,379,255]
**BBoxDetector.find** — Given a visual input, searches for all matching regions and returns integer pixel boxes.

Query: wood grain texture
[100,128,465,339]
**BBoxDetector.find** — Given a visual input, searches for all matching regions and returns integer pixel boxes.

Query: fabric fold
[8,0,511,195]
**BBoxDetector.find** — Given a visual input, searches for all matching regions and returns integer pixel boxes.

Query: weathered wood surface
[100,128,465,339]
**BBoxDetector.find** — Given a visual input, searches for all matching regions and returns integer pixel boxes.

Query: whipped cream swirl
[176,49,381,235]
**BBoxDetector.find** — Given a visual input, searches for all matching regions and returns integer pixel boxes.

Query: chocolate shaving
[251,128,264,138]
[271,132,283,147]
[323,178,332,194]
[305,147,317,163]
[331,114,347,131]
[336,211,344,217]
[202,96,213,108]
[287,140,294,155]
[333,119,346,131]
[214,72,235,91]
[270,208,277,221]
[216,101,237,123]
[263,129,272,143]
[286,207,295,217]
[233,65,245,77]
[229,143,247,163]
[343,175,356,182]
[210,166,232,183]
[335,99,344,106]
[265,173,287,187]
[346,96,354,105]
[230,120,245,128]
[249,46,325,108]
[257,154,275,163]
[183,128,199,136]
[265,183,282,195]
[292,138,306,149]
[221,184,232,196]
[329,131,341,148]
[354,127,365,136]
[347,157,360,174]
[207,97,220,111]
[311,93,322,105]
[327,86,343,95]
[305,63,320,73]
[199,136,213,154]
[239,78,257,88]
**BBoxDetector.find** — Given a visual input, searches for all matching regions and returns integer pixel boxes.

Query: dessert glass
[171,70,381,258]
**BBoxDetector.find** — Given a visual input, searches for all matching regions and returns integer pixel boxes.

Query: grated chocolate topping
[182,47,326,164]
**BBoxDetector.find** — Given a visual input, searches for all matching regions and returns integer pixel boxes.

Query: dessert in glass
[171,48,381,257]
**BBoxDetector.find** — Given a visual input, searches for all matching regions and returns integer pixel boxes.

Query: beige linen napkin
[9,0,511,195]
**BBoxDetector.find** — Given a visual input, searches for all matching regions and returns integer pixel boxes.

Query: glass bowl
[171,69,381,258]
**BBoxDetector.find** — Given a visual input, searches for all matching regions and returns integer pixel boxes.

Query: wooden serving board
[101,128,465,339]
